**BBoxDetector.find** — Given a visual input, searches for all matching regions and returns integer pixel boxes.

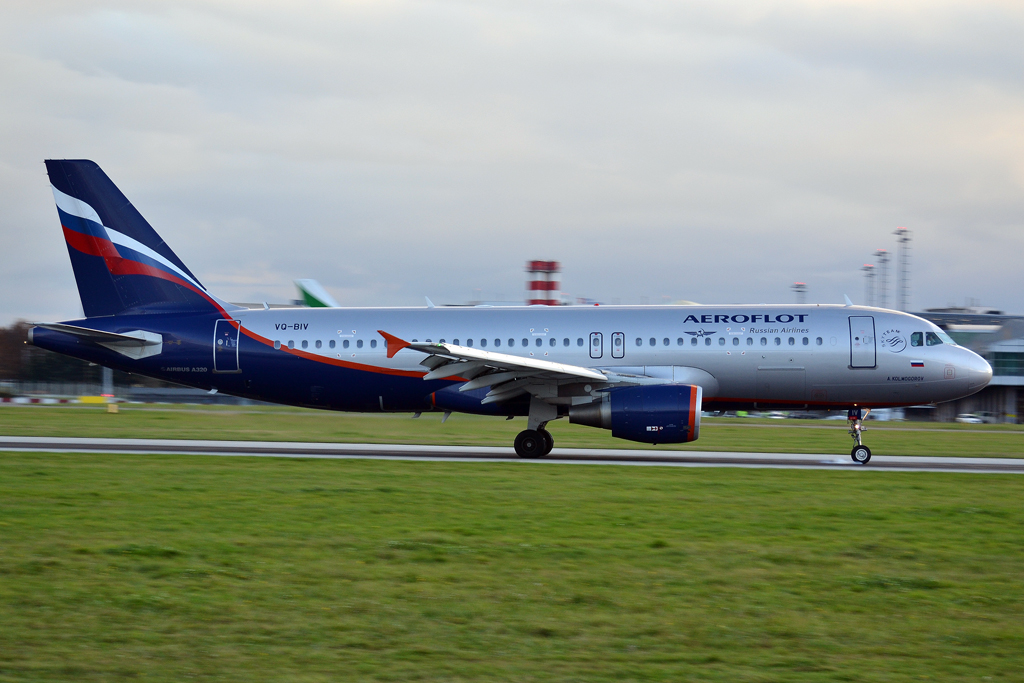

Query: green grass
[1,404,1022,458]
[1,452,1022,681]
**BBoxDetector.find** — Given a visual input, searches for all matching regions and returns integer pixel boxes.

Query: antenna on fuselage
[843,294,854,307]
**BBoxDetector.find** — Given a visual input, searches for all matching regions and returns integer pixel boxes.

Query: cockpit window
[911,332,923,347]
[936,331,956,345]
[926,332,944,346]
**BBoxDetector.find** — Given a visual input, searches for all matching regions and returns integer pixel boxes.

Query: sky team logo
[879,328,907,353]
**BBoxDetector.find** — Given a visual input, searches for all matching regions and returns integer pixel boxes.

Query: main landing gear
[514,428,554,458]
[514,396,558,459]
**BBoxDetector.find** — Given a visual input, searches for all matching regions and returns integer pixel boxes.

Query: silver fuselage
[231,303,991,409]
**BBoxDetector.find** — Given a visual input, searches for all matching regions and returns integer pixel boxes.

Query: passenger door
[213,319,241,373]
[849,316,876,368]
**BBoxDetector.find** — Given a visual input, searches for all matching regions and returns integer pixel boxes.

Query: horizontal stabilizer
[32,322,163,360]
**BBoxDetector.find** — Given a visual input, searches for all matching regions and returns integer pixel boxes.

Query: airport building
[916,307,1024,423]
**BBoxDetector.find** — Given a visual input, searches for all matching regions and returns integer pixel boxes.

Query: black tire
[851,445,871,465]
[515,430,546,459]
[538,429,554,456]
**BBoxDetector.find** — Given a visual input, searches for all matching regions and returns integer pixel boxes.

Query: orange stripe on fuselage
[237,326,428,379]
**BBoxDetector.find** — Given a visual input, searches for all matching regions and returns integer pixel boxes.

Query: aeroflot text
[682,314,809,324]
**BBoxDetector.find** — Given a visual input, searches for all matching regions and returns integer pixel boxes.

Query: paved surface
[1,436,1023,473]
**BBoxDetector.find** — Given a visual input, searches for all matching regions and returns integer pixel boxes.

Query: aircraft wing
[379,330,608,404]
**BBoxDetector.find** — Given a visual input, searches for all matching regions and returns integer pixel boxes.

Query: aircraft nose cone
[966,353,993,391]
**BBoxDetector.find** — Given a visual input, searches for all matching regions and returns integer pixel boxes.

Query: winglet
[378,330,411,358]
[425,296,435,309]
[843,294,853,307]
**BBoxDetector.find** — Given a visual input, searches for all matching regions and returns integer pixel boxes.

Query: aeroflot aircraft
[31,160,992,463]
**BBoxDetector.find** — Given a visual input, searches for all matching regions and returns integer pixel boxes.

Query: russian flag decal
[911,360,924,368]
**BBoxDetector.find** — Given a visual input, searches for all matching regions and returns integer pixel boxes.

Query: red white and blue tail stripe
[46,160,238,318]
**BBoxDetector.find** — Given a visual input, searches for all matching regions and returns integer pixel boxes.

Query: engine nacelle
[569,384,702,444]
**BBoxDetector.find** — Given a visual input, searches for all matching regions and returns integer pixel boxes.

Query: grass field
[1,451,1023,682]
[1,403,1022,458]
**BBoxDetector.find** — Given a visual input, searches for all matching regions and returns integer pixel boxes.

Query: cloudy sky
[2,0,1022,324]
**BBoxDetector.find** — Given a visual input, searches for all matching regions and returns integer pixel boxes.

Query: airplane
[294,279,340,308]
[30,160,993,464]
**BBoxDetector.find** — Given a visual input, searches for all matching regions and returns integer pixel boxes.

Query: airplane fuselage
[32,303,991,414]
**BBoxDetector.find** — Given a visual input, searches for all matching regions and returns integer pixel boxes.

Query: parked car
[975,411,1001,424]
[955,414,983,424]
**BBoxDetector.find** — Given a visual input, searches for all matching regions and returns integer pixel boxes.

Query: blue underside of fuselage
[30,313,531,415]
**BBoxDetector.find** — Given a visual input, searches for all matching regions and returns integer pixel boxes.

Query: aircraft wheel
[851,445,871,465]
[538,429,554,456]
[514,430,546,459]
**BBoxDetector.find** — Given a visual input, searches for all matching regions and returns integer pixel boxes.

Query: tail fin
[45,159,237,318]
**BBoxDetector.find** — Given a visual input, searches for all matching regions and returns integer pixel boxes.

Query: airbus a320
[31,160,992,463]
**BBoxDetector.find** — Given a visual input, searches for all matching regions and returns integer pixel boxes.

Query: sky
[2,0,1022,324]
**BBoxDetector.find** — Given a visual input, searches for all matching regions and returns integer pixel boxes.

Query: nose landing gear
[851,444,871,464]
[849,420,871,465]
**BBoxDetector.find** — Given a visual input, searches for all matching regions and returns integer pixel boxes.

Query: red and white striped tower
[526,261,561,305]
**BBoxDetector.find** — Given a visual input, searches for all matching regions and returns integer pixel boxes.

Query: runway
[1,436,1022,473]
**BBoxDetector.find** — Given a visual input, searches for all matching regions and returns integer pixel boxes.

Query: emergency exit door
[849,316,876,368]
[214,319,241,373]
[590,332,603,359]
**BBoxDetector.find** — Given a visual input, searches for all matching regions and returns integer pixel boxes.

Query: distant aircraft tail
[45,159,237,318]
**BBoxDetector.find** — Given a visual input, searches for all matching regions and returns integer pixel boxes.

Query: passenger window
[577,338,584,347]
[760,337,767,346]
[467,339,473,347]
[315,340,322,349]
[480,339,487,348]
[677,337,684,346]
[815,337,822,346]
[788,337,794,346]
[439,339,445,344]
[550,338,556,347]
[453,339,459,345]
[343,339,349,349]
[926,332,944,346]
[288,340,295,349]
[746,337,753,346]
[563,338,569,347]
[718,337,725,346]
[508,338,515,347]
[356,340,363,348]
[691,337,697,346]
[732,337,739,346]
[614,336,622,347]
[774,337,781,346]
[274,340,281,349]
[494,339,500,347]
[329,340,335,349]
[911,332,923,347]
[705,337,712,346]
[646,337,653,346]
[663,338,669,346]
[636,337,643,346]
[301,340,308,349]
[370,339,377,349]
[523,338,529,347]
[532,338,540,347]
[802,337,808,346]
